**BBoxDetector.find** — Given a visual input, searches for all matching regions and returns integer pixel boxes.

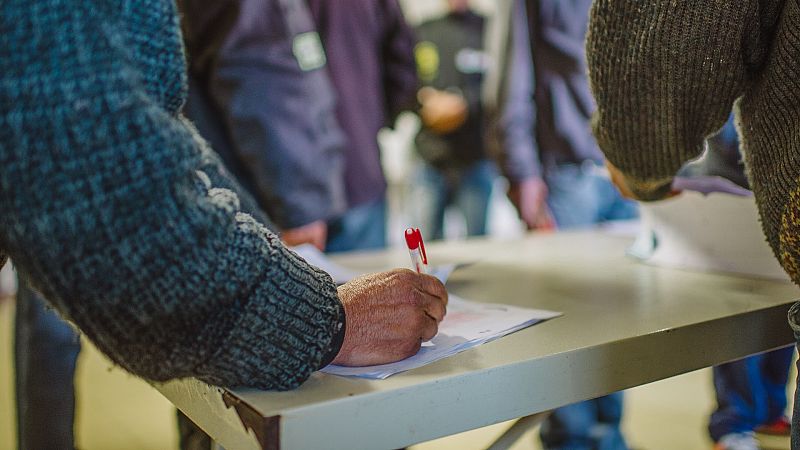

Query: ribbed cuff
[194,244,346,390]
[319,309,346,368]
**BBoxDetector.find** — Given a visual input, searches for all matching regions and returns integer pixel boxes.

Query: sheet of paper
[630,192,789,280]
[290,244,465,285]
[321,295,561,379]
[671,175,752,197]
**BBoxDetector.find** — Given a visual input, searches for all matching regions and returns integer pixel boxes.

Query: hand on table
[332,269,448,367]
[281,220,328,251]
[508,177,556,231]
[418,87,468,134]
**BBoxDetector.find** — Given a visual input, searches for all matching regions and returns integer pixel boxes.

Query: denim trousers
[326,197,387,253]
[540,163,637,450]
[545,162,639,229]
[709,346,794,441]
[14,280,81,450]
[409,159,498,241]
[788,302,800,449]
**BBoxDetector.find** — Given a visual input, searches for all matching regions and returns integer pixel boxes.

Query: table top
[157,230,799,450]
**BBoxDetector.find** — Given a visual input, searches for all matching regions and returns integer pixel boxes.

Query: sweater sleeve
[0,0,344,390]
[586,1,758,200]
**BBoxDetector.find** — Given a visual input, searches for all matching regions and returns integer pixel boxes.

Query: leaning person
[586,2,800,449]
[0,0,447,398]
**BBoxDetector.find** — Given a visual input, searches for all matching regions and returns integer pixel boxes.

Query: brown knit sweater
[587,0,800,285]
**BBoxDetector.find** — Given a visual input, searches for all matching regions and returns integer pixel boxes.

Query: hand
[281,220,328,251]
[605,160,637,199]
[508,177,556,231]
[418,87,468,134]
[332,269,448,367]
[605,160,681,201]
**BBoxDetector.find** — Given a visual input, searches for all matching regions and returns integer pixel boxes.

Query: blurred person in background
[306,0,418,252]
[180,0,347,252]
[492,0,637,234]
[409,0,497,240]
[488,1,637,448]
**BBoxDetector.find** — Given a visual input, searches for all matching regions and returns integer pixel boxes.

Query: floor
[0,296,793,450]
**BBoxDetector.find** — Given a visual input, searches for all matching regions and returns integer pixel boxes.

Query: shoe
[755,416,791,436]
[713,432,759,450]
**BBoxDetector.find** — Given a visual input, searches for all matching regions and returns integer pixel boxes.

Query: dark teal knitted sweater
[0,0,345,390]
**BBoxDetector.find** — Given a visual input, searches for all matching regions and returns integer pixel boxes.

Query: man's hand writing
[332,269,448,367]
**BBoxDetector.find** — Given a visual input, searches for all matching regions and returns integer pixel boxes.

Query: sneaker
[713,432,759,450]
[755,417,791,436]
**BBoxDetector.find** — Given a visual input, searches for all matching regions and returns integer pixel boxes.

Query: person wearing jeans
[14,282,81,450]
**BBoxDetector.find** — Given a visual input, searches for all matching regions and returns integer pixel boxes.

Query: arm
[586,1,757,200]
[487,0,553,229]
[0,1,344,390]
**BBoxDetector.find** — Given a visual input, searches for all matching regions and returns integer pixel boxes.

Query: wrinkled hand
[281,220,328,251]
[418,87,468,134]
[332,269,448,367]
[508,177,556,231]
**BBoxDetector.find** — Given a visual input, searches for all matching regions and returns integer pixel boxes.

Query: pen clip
[416,228,428,265]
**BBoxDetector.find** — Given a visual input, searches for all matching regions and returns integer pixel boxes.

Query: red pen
[404,227,428,274]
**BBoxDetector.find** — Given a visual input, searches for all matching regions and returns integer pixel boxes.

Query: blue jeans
[541,163,636,450]
[326,197,387,253]
[709,346,794,441]
[787,302,800,449]
[546,163,639,229]
[410,159,497,240]
[541,392,628,450]
[15,280,81,450]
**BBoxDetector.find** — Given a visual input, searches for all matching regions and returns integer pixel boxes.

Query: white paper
[631,192,789,280]
[290,244,364,284]
[321,295,561,379]
[290,244,464,285]
[671,175,752,197]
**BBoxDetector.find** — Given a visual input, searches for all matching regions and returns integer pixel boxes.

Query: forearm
[586,1,755,199]
[0,0,344,390]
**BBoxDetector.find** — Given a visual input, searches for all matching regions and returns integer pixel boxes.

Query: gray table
[156,230,799,450]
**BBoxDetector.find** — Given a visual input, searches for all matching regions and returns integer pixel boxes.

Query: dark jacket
[528,0,600,173]
[307,0,418,207]
[488,0,601,180]
[180,0,347,229]
[414,11,488,170]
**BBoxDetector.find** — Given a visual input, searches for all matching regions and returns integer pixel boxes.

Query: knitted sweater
[0,0,345,390]
[587,1,800,285]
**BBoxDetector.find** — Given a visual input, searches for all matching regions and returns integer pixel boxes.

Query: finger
[416,274,449,305]
[393,337,423,361]
[420,313,439,341]
[421,291,447,322]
